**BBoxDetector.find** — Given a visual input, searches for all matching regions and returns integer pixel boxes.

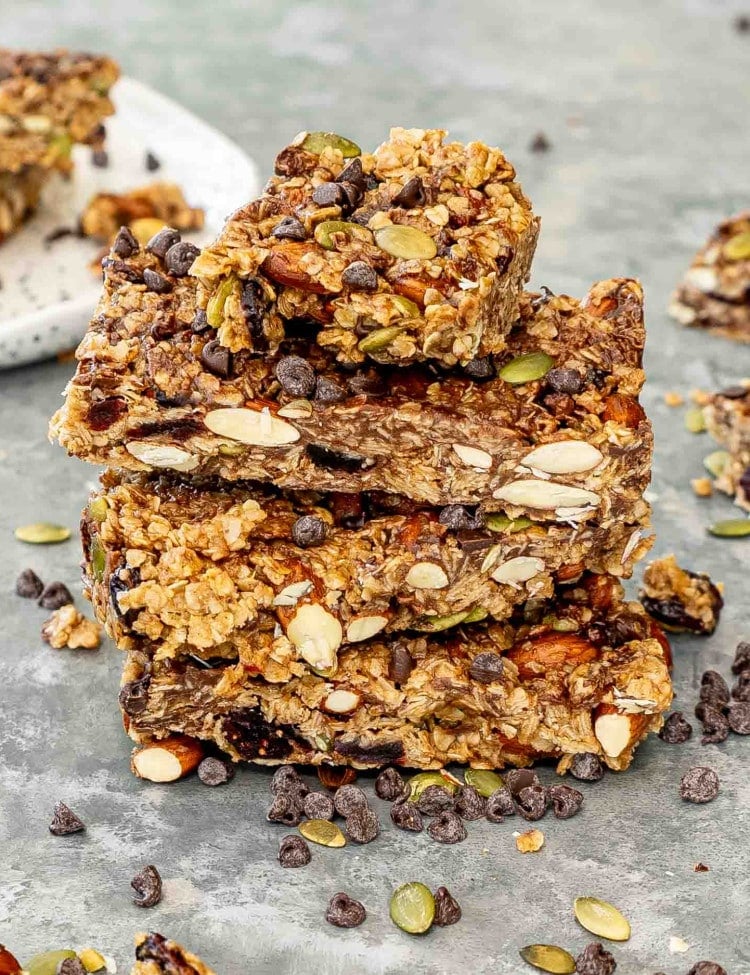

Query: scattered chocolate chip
[314,376,347,402]
[91,149,108,168]
[118,677,151,716]
[165,241,200,277]
[278,835,311,868]
[728,701,750,734]
[735,14,750,32]
[38,581,73,610]
[515,784,548,821]
[291,514,328,548]
[15,568,44,598]
[270,765,308,797]
[547,784,584,819]
[699,706,729,745]
[131,864,162,908]
[58,959,86,975]
[575,942,616,975]
[271,216,307,240]
[545,366,583,394]
[326,892,366,928]
[276,355,316,398]
[428,811,467,844]
[341,260,378,291]
[700,670,730,706]
[732,641,750,674]
[146,227,180,258]
[392,176,426,208]
[192,310,211,334]
[732,671,750,701]
[694,862,710,872]
[112,226,139,258]
[529,131,551,153]
[505,769,541,797]
[390,796,423,832]
[468,652,504,683]
[680,766,720,803]
[200,339,233,378]
[267,791,304,826]
[312,182,345,207]
[303,791,336,820]
[197,756,235,786]
[143,268,172,294]
[417,785,455,817]
[333,784,368,817]
[485,787,515,822]
[145,150,161,171]
[375,767,405,801]
[659,711,693,744]
[49,801,85,835]
[462,356,495,381]
[687,964,727,975]
[455,785,486,821]
[439,504,476,531]
[433,886,462,926]
[345,805,380,844]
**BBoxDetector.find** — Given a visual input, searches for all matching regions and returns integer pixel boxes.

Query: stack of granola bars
[0,49,118,243]
[52,127,672,776]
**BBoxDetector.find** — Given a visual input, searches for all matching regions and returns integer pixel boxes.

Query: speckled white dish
[0,76,260,369]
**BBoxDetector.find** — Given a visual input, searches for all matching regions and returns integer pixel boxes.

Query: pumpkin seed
[90,536,106,582]
[26,950,77,975]
[358,326,404,354]
[374,225,437,260]
[484,514,533,533]
[391,295,421,317]
[206,275,236,327]
[315,219,356,250]
[464,768,504,797]
[684,407,706,433]
[573,896,631,941]
[463,605,489,623]
[708,518,750,538]
[299,818,346,847]
[723,230,750,261]
[301,131,361,157]
[88,497,108,522]
[411,610,469,633]
[703,449,730,478]
[218,442,245,456]
[407,771,459,802]
[78,948,107,973]
[49,132,73,159]
[14,522,71,544]
[499,352,555,385]
[389,882,435,934]
[519,944,576,974]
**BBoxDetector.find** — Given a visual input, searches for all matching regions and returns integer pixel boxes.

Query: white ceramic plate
[0,76,260,369]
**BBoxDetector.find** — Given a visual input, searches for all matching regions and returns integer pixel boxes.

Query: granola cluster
[704,380,750,509]
[41,603,102,650]
[80,181,205,244]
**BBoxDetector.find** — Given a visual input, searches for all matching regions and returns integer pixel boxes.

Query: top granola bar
[0,48,118,174]
[190,127,539,366]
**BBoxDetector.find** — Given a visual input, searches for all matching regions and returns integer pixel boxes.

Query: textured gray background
[1,1,749,973]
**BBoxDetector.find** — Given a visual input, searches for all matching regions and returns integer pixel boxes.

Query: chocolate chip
[455,785,486,821]
[16,568,43,598]
[270,765,308,797]
[545,367,583,394]
[735,13,750,32]
[119,677,151,716]
[49,801,85,835]
[345,805,380,844]
[680,766,720,803]
[278,835,311,868]
[699,705,729,745]
[146,227,180,259]
[433,886,462,926]
[659,711,693,744]
[276,355,316,398]
[312,182,345,206]
[728,701,750,734]
[267,792,304,826]
[91,149,108,168]
[700,670,730,706]
[388,644,413,684]
[732,671,750,701]
[303,791,335,820]
[192,310,211,334]
[333,783,368,817]
[547,784,584,819]
[687,964,727,975]
[505,769,541,797]
[291,515,328,548]
[197,756,235,786]
[326,892,366,928]
[58,959,87,975]
[271,216,307,240]
[468,652,504,683]
[417,785,455,817]
[131,864,162,908]
[529,132,551,153]
[306,443,372,472]
[427,811,467,844]
[462,356,495,381]
[575,942,615,975]
[339,180,363,209]
[390,796,423,832]
[732,641,750,674]
[112,226,139,258]
[165,241,200,277]
[485,787,515,822]
[719,384,748,399]
[375,767,405,801]
[145,150,161,171]
[569,752,605,781]
[200,339,233,378]
[241,279,267,336]
[341,260,378,291]
[515,784,548,821]
[439,504,476,531]
[315,376,347,402]
[143,268,173,294]
[337,158,365,188]
[392,176,426,208]
[38,581,73,610]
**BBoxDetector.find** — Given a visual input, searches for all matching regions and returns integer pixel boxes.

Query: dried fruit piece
[49,801,85,836]
[14,522,70,544]
[520,441,603,475]
[464,768,504,797]
[326,892,366,928]
[374,224,437,260]
[516,828,545,853]
[204,407,300,446]
[131,735,205,782]
[708,518,750,538]
[433,886,462,926]
[519,944,576,974]
[25,951,77,975]
[499,352,554,385]
[301,131,361,157]
[573,897,631,941]
[278,834,311,868]
[131,864,162,908]
[299,818,346,847]
[390,882,435,934]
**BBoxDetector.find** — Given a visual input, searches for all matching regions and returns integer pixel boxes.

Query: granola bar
[703,380,750,509]
[120,574,673,772]
[639,554,723,636]
[190,127,539,366]
[0,164,47,243]
[80,181,205,243]
[51,248,651,519]
[81,471,652,667]
[133,933,216,975]
[669,211,750,342]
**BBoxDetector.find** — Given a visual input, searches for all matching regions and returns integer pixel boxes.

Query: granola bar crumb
[41,604,102,649]
[691,477,713,498]
[515,828,545,853]
[664,391,684,407]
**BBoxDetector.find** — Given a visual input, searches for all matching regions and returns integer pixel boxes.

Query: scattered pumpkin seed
[703,449,731,478]
[412,610,469,633]
[484,513,533,533]
[88,497,108,522]
[358,326,404,354]
[723,230,750,261]
[708,518,750,538]
[299,818,346,847]
[391,295,421,317]
[374,225,437,260]
[499,352,555,385]
[573,896,631,941]
[389,882,435,934]
[463,605,489,623]
[206,275,236,327]
[90,536,106,582]
[519,944,576,974]
[14,522,71,544]
[407,771,459,802]
[301,131,361,157]
[684,407,706,433]
[26,950,77,975]
[464,768,504,797]
[78,949,107,973]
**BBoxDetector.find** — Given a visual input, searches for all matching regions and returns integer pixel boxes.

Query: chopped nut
[492,479,600,511]
[286,602,343,671]
[691,477,713,498]
[125,441,198,472]
[345,614,389,642]
[405,561,450,589]
[204,407,300,446]
[452,443,493,470]
[664,391,684,407]
[41,605,101,650]
[515,828,545,853]
[520,441,603,475]
[131,735,204,782]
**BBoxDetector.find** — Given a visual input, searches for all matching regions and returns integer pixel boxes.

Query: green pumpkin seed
[26,950,77,975]
[464,768,504,797]
[463,605,488,623]
[218,442,245,456]
[407,771,459,801]
[390,882,435,934]
[484,514,533,533]
[551,617,578,632]
[499,352,555,385]
[314,219,355,250]
[708,518,750,538]
[519,944,576,974]
[412,610,469,633]
[49,132,73,159]
[573,896,631,941]
[299,818,346,847]
[391,295,421,317]
[301,131,361,157]
[14,522,71,544]
[703,449,730,478]
[684,407,706,433]
[88,497,108,523]
[374,225,437,260]
[723,230,750,261]
[206,275,237,328]
[358,326,404,354]
[90,536,106,582]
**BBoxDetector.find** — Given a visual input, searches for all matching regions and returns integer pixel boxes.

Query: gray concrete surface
[1,1,750,972]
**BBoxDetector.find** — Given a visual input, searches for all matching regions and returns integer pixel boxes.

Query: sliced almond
[405,561,449,589]
[273,580,313,607]
[322,689,362,715]
[491,556,545,586]
[286,602,343,671]
[492,479,600,510]
[278,399,314,419]
[131,735,205,782]
[204,407,300,446]
[684,266,719,293]
[594,711,637,758]
[452,443,493,470]
[125,441,199,472]
[520,441,603,475]
[345,614,389,642]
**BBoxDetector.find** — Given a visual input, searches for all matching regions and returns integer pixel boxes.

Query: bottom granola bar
[0,165,47,244]
[133,933,216,975]
[121,575,672,773]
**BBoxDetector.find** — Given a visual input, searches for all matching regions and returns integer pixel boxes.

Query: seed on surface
[299,818,346,847]
[49,801,85,836]
[326,892,366,928]
[573,896,631,941]
[464,768,504,798]
[708,518,750,538]
[389,882,435,934]
[278,835,311,868]
[499,351,555,385]
[723,230,750,260]
[14,522,70,544]
[407,771,458,801]
[77,949,106,973]
[703,450,730,478]
[684,407,707,433]
[433,886,462,926]
[301,131,361,157]
[25,951,77,975]
[519,944,576,974]
[374,224,437,260]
